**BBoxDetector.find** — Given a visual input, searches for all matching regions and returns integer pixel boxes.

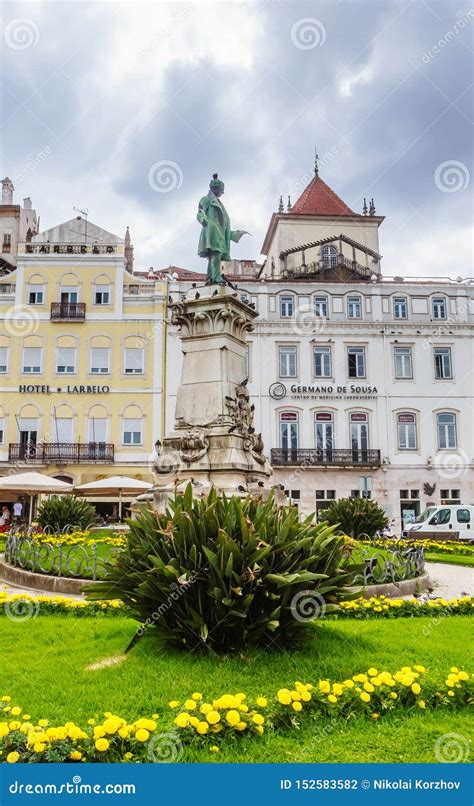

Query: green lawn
[1,615,472,762]
[425,552,474,568]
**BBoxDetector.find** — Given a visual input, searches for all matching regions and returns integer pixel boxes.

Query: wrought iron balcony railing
[8,442,114,464]
[50,302,86,320]
[271,448,381,467]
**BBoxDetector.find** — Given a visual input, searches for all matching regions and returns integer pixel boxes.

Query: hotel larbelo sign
[18,384,110,394]
[269,382,378,401]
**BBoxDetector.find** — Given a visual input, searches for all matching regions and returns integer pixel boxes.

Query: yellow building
[0,214,166,516]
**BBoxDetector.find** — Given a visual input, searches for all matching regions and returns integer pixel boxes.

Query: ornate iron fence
[353,545,425,585]
[4,534,121,581]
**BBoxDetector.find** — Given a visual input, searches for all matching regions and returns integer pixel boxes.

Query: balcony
[51,302,86,321]
[8,443,114,464]
[271,448,381,468]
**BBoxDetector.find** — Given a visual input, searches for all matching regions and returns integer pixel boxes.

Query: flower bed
[3,533,124,581]
[1,592,472,619]
[1,664,472,762]
[358,538,474,557]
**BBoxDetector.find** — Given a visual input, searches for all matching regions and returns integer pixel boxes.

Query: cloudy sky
[1,0,472,277]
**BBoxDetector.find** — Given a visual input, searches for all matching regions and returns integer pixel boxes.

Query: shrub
[323,497,389,540]
[36,496,96,533]
[87,485,359,652]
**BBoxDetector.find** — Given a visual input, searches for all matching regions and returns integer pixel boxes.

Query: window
[397,413,417,450]
[279,412,298,451]
[457,509,471,524]
[279,346,297,378]
[56,347,76,374]
[29,286,44,305]
[347,295,362,319]
[95,284,110,305]
[393,297,408,319]
[280,295,294,317]
[122,418,142,445]
[0,346,8,373]
[440,489,461,505]
[434,347,452,379]
[90,347,110,374]
[314,296,329,318]
[2,230,12,252]
[284,490,300,507]
[321,245,338,268]
[350,413,369,456]
[313,346,332,378]
[88,417,108,443]
[124,347,144,375]
[54,418,73,443]
[436,412,457,449]
[394,346,413,379]
[347,346,366,378]
[315,490,336,517]
[0,418,4,443]
[432,297,447,319]
[429,508,450,526]
[22,346,42,373]
[60,286,78,303]
[315,412,334,454]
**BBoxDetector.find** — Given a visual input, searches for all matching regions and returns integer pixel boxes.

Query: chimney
[1,177,14,205]
[23,197,32,210]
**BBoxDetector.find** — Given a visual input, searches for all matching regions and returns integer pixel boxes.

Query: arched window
[397,412,417,450]
[321,245,338,268]
[123,336,145,375]
[436,412,457,449]
[279,411,299,458]
[314,412,334,459]
[122,405,143,446]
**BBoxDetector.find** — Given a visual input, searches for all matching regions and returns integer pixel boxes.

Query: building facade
[165,166,474,531]
[0,214,166,515]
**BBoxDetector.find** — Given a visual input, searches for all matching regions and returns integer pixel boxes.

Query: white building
[164,163,474,531]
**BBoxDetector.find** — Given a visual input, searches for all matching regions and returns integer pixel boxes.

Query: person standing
[13,500,22,524]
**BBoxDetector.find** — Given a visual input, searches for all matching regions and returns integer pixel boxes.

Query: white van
[403,505,474,542]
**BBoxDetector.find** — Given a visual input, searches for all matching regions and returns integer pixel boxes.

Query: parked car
[403,505,474,542]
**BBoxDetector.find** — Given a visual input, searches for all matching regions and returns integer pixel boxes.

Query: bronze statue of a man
[197,173,248,284]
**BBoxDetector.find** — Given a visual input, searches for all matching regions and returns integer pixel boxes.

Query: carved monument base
[148,284,276,511]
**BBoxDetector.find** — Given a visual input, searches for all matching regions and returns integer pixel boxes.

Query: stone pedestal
[150,285,273,510]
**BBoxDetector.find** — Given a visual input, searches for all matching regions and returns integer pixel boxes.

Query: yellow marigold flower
[9,721,21,731]
[343,680,355,688]
[448,690,454,697]
[124,752,133,760]
[206,711,220,725]
[38,719,48,727]
[327,695,337,704]
[253,714,264,725]
[277,689,292,705]
[367,668,378,677]
[135,728,149,742]
[301,691,312,702]
[235,721,247,731]
[196,721,209,735]
[332,684,343,696]
[418,700,426,709]
[70,751,82,761]
[200,703,213,715]
[184,699,197,710]
[235,693,246,703]
[360,692,371,703]
[103,718,120,735]
[292,701,303,712]
[414,665,426,673]
[6,751,20,763]
[1,696,11,702]
[255,725,264,735]
[411,683,421,695]
[93,726,106,739]
[212,724,222,733]
[319,681,331,694]
[174,713,190,728]
[33,743,46,753]
[168,701,180,709]
[371,713,379,720]
[118,728,129,739]
[290,690,302,701]
[10,707,21,716]
[256,697,267,708]
[135,718,156,731]
[87,719,96,726]
[226,710,240,727]
[450,667,459,674]
[189,717,199,727]
[458,671,469,681]
[210,745,220,752]
[0,723,9,737]
[22,714,31,721]
[363,683,374,693]
[401,676,413,687]
[239,704,249,713]
[192,692,202,700]
[95,738,110,752]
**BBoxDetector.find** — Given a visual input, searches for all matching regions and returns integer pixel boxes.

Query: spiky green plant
[323,497,389,540]
[86,485,360,653]
[36,495,97,533]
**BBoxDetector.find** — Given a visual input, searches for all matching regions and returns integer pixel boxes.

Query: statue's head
[209,173,225,197]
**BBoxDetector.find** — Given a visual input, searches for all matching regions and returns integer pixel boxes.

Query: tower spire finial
[314,146,319,176]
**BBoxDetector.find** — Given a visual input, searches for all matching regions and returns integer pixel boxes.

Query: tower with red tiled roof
[260,153,384,281]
